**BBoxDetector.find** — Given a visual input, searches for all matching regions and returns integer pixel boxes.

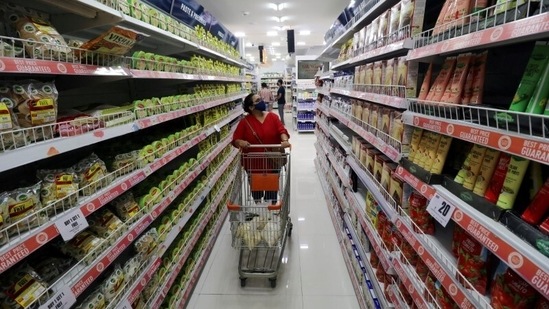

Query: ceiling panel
[197,0,349,61]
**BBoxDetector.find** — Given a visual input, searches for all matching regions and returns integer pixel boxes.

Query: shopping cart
[227,145,292,288]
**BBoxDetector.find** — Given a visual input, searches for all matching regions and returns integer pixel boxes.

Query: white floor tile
[188,113,359,308]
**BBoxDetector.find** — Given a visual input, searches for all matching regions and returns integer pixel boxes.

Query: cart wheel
[269,278,277,288]
[240,278,247,287]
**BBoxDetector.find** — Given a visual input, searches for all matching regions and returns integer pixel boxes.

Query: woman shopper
[276,79,286,125]
[259,82,275,111]
[233,93,290,203]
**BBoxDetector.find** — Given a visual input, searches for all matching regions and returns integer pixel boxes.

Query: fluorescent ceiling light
[275,53,281,56]
[267,31,278,36]
[297,41,306,46]
[273,16,289,23]
[299,30,311,35]
[268,3,286,11]
[272,42,281,46]
[234,32,246,37]
[300,244,309,249]
[245,42,253,47]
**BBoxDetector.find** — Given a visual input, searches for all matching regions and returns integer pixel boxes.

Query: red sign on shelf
[412,115,549,164]
[127,258,162,303]
[395,166,436,200]
[0,58,130,75]
[392,258,430,309]
[452,209,549,297]
[408,14,549,60]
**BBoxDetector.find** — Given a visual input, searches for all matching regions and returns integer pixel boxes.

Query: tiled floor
[187,113,360,309]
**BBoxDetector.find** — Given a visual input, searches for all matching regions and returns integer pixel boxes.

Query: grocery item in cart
[36,168,79,215]
[73,153,112,196]
[9,13,73,61]
[5,182,47,236]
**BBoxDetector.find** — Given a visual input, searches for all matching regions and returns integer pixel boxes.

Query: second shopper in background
[276,79,286,125]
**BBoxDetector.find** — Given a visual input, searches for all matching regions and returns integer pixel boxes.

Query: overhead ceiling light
[299,30,311,36]
[245,42,253,47]
[268,3,286,11]
[272,16,289,23]
[272,42,281,46]
[275,53,281,56]
[267,31,278,36]
[297,41,306,46]
[234,32,246,38]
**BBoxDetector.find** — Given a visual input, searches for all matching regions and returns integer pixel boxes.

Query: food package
[73,153,112,196]
[111,192,140,222]
[75,290,105,309]
[409,191,435,234]
[490,261,538,309]
[108,150,141,176]
[415,258,429,282]
[5,182,47,235]
[87,208,124,239]
[456,231,493,294]
[134,228,159,259]
[79,26,146,56]
[0,193,9,245]
[9,14,73,61]
[0,265,49,308]
[36,168,79,215]
[33,257,73,284]
[100,265,125,301]
[398,0,415,39]
[436,281,459,309]
[56,112,102,137]
[124,256,141,281]
[60,230,104,261]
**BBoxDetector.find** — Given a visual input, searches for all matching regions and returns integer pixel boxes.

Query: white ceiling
[197,0,349,62]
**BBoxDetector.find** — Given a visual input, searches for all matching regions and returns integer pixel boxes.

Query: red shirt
[232,112,289,170]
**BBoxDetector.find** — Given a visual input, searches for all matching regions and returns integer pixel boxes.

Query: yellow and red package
[409,191,435,235]
[456,231,495,295]
[490,262,538,309]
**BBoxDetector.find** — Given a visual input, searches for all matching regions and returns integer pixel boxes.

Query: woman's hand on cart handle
[281,141,291,149]
[235,139,250,148]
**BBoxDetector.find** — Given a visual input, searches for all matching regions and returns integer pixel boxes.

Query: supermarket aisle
[187,113,360,309]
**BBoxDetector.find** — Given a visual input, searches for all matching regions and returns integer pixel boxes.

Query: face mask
[254,101,267,111]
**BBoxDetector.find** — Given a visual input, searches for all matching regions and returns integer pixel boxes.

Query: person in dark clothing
[276,79,286,125]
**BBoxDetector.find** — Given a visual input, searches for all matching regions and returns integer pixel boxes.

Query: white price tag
[55,208,89,241]
[39,286,76,309]
[426,194,456,227]
[118,299,132,309]
[214,125,220,132]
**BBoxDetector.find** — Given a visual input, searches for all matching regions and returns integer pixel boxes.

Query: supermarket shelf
[297,129,315,133]
[0,57,131,76]
[150,171,234,308]
[135,93,246,129]
[317,103,331,117]
[394,166,436,200]
[324,144,351,188]
[391,255,432,309]
[317,0,401,60]
[332,39,413,70]
[346,190,394,275]
[115,153,237,307]
[394,216,488,309]
[316,143,349,208]
[297,119,316,123]
[317,119,330,136]
[330,126,352,154]
[316,159,369,309]
[0,114,238,274]
[0,95,243,173]
[346,155,398,222]
[296,107,317,112]
[435,185,549,297]
[387,284,408,309]
[404,111,549,165]
[330,88,408,110]
[343,215,387,309]
[56,136,235,302]
[130,70,248,82]
[331,108,403,162]
[176,208,228,308]
[408,13,549,62]
[318,87,332,97]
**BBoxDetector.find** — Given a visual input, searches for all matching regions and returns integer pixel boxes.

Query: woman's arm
[232,120,250,148]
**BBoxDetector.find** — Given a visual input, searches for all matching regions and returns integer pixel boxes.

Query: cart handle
[246,144,292,151]
[227,202,282,211]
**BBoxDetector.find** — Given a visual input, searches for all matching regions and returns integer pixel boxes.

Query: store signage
[39,286,76,309]
[55,209,89,241]
[426,194,456,227]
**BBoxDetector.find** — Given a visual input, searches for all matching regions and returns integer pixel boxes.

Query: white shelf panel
[332,39,413,70]
[331,88,408,110]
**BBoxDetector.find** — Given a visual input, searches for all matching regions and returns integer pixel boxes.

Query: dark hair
[277,79,283,85]
[261,82,268,88]
[243,93,255,113]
